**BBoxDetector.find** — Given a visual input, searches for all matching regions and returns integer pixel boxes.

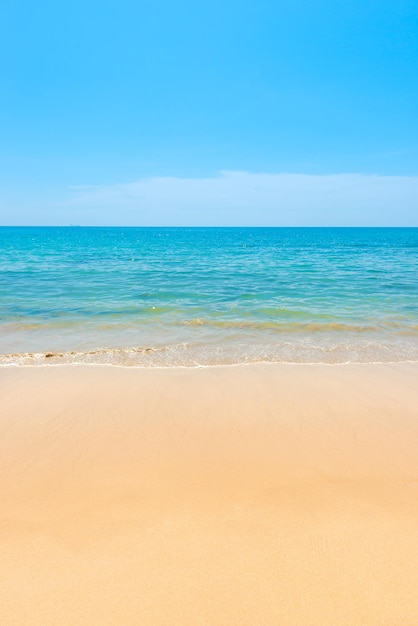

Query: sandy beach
[1,362,418,625]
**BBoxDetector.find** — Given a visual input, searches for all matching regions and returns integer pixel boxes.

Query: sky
[0,0,417,225]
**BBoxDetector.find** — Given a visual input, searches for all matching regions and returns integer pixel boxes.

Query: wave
[2,338,418,367]
[180,318,418,333]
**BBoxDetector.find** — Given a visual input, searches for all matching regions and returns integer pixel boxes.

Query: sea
[1,227,417,366]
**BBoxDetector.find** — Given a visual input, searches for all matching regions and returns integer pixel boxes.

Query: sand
[1,362,418,625]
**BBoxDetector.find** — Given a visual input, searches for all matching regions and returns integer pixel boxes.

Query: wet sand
[1,363,418,625]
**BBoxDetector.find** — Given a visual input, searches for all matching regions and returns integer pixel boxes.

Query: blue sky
[0,0,417,225]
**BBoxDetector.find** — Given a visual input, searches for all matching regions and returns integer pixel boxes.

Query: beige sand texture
[1,362,418,625]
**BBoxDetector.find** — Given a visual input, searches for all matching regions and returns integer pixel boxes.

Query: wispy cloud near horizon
[64,171,418,226]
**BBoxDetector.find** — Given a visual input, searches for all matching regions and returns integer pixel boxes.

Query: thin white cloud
[65,170,418,225]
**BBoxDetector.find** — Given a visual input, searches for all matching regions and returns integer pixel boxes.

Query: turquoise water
[1,227,417,366]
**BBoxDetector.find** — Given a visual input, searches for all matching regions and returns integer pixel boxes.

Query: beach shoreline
[1,362,418,625]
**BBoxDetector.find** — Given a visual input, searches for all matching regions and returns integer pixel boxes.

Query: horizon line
[1,225,418,229]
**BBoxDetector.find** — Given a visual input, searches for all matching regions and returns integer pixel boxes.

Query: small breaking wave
[1,338,418,367]
[179,318,418,333]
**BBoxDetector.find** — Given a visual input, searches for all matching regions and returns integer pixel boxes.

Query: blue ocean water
[0,227,417,366]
